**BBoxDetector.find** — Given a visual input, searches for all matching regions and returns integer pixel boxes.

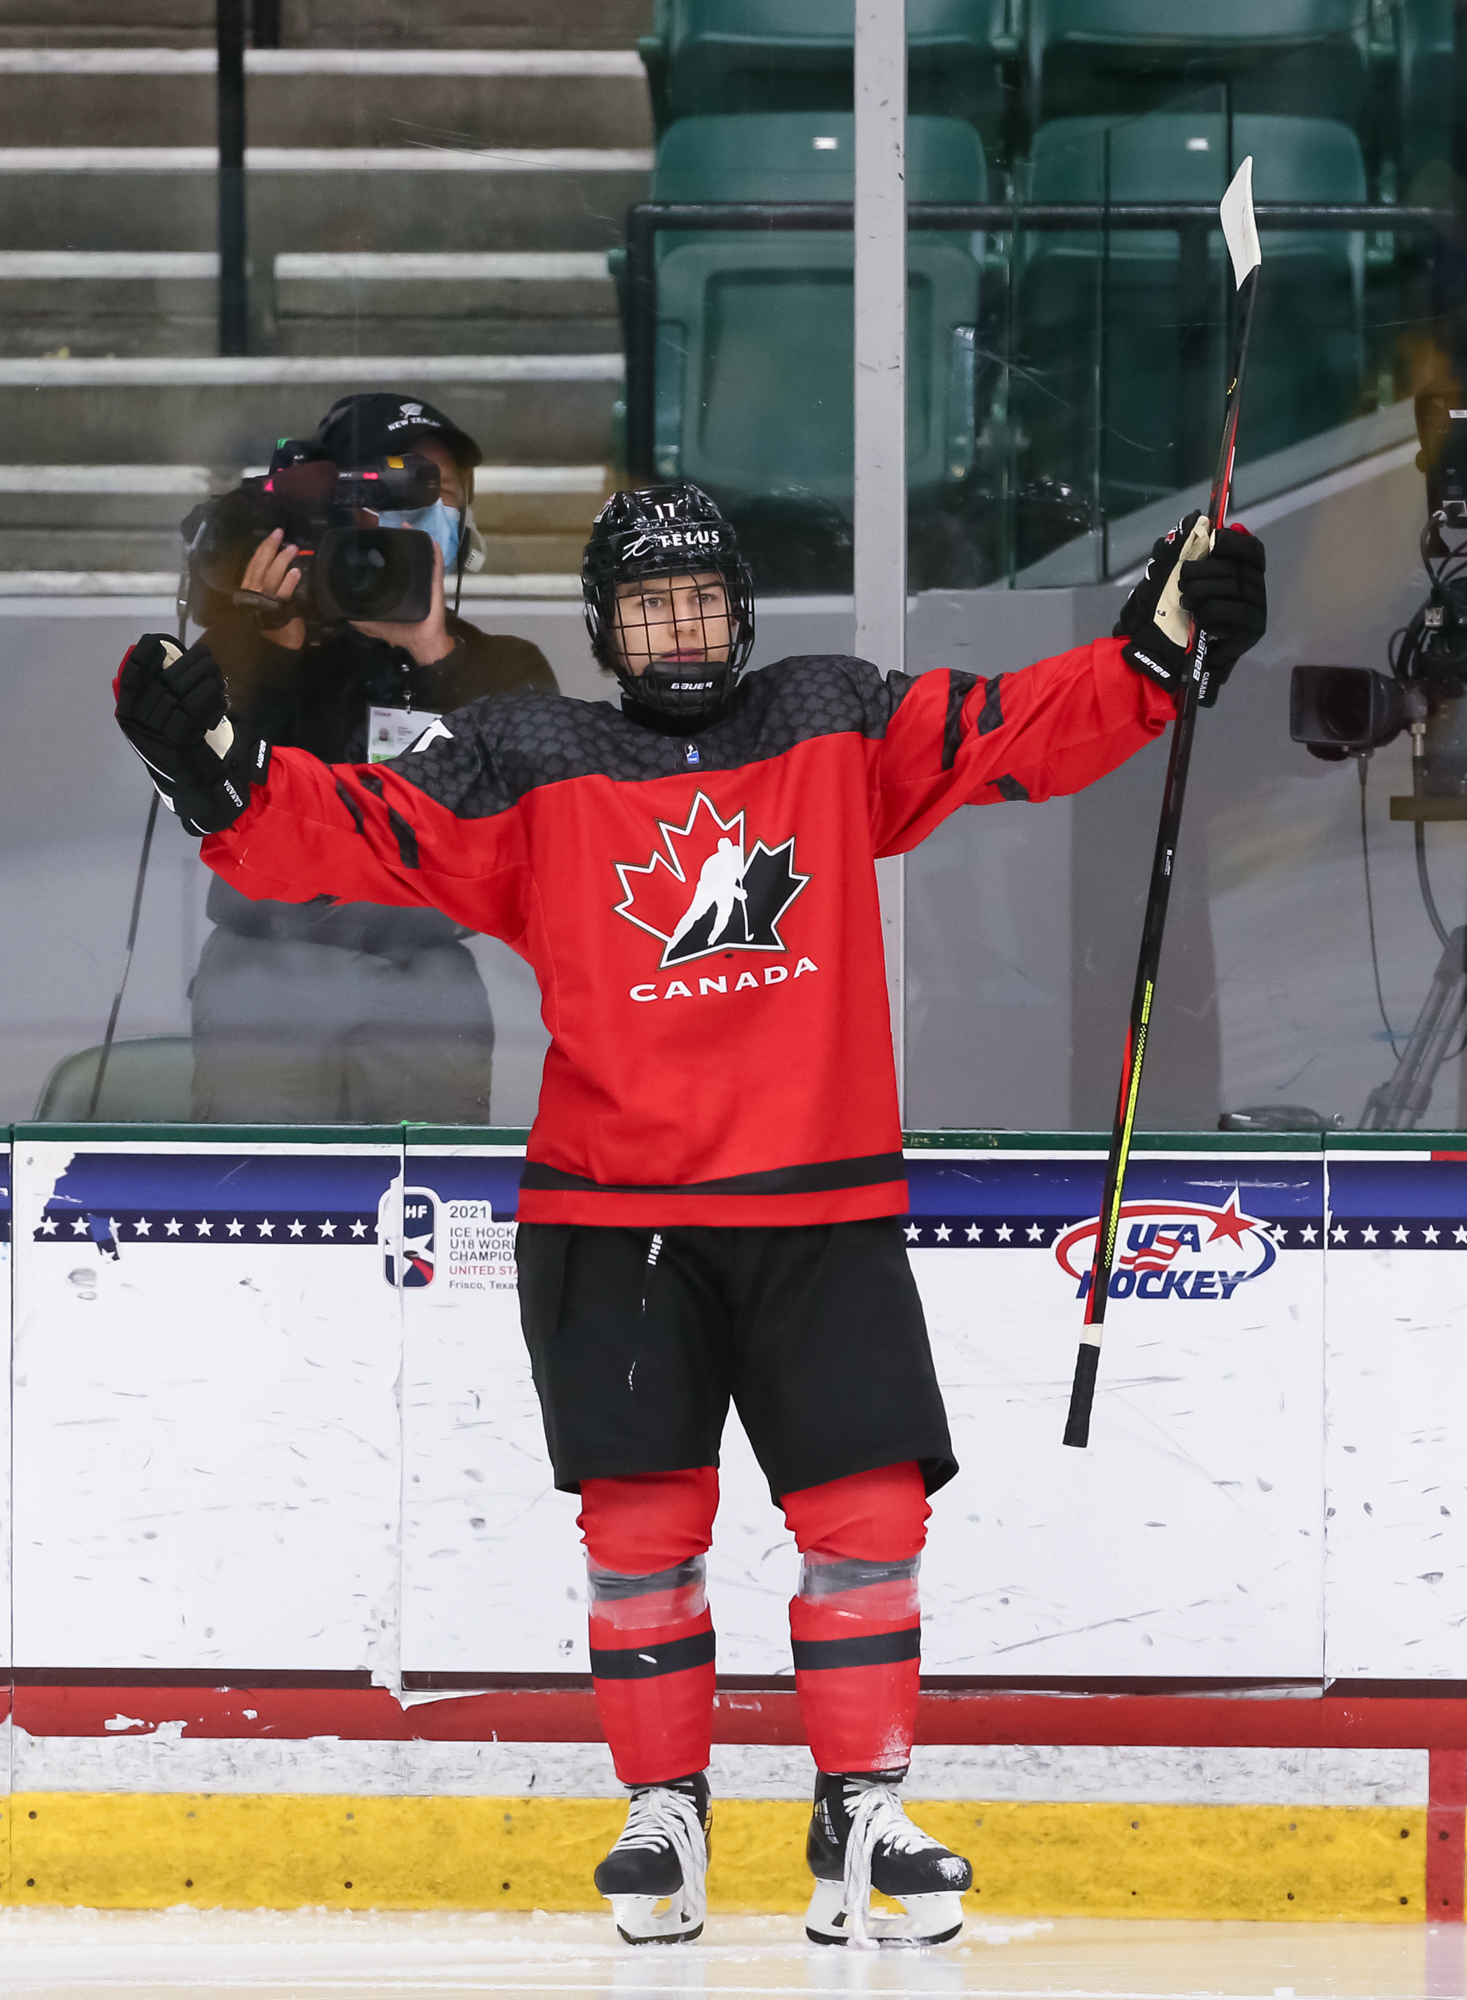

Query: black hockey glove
[1115,511,1267,707]
[114,632,270,836]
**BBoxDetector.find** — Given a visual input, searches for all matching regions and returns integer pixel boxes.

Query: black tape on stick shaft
[1063,1344,1099,1449]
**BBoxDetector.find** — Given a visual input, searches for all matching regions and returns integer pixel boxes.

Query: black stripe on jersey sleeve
[589,1628,717,1681]
[334,779,366,837]
[791,1627,921,1672]
[387,807,420,869]
[941,670,981,771]
[977,675,1006,736]
[519,1151,907,1200]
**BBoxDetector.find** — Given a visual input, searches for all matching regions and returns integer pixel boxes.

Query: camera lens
[1319,674,1372,743]
[321,529,412,621]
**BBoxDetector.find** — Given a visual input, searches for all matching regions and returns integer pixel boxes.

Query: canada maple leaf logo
[613,792,809,969]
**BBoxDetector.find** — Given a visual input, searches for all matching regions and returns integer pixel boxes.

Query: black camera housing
[1417,394,1467,521]
[1290,664,1410,760]
[313,526,434,624]
[183,439,441,627]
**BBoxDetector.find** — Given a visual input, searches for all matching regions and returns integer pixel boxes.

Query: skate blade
[606,1893,704,1945]
[804,1880,965,1948]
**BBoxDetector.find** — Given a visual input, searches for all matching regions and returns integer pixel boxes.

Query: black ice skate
[805,1769,972,1946]
[594,1771,711,1944]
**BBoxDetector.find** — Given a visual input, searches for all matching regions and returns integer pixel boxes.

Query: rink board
[3,1127,1335,1686]
[2,1126,1467,1919]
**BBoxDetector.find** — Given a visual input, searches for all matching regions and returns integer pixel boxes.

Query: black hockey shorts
[515,1218,957,1502]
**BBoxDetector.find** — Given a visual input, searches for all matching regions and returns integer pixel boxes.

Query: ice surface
[0,1910,1456,2000]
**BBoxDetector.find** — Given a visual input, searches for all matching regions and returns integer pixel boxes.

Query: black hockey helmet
[582,482,755,721]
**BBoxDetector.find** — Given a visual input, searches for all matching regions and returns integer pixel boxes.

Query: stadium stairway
[0,2,652,593]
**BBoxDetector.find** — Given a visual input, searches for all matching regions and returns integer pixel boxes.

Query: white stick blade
[1220,154,1261,290]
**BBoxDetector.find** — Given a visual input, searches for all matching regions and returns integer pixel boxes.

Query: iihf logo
[380,1183,437,1289]
[613,792,808,968]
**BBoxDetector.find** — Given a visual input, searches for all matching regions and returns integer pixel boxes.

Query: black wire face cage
[583,495,755,722]
[596,565,754,720]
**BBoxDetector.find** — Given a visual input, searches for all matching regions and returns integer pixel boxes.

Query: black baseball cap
[311,392,482,472]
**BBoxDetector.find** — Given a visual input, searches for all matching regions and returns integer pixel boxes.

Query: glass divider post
[854,0,909,1114]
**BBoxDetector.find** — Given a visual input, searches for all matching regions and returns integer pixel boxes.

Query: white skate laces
[804,1775,970,1948]
[601,1783,708,1944]
[843,1780,939,1945]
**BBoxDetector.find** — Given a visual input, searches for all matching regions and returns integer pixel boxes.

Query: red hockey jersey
[203,642,1173,1226]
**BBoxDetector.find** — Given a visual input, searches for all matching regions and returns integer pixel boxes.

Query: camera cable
[1414,817,1454,951]
[1358,753,1402,1059]
[86,791,160,1120]
[86,573,188,1117]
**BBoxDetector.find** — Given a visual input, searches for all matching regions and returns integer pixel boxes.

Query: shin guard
[580,1468,719,1787]
[782,1463,929,1777]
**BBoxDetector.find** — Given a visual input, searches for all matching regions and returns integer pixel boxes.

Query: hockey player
[112,483,1266,1947]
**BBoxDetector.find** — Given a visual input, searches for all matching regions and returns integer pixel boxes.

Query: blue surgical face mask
[376,498,461,576]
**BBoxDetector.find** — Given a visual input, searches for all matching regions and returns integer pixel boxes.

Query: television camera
[181,438,442,628]
[1284,395,1467,1129]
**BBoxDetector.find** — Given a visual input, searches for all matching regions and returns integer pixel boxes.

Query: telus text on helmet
[621,527,720,560]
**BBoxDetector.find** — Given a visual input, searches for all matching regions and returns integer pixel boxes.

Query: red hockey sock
[578,1466,720,1786]
[782,1461,930,1776]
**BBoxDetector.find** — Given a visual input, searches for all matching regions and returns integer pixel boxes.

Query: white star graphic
[1025,1223,1044,1242]
[258,1219,275,1238]
[350,1219,367,1238]
[1424,1226,1441,1244]
[164,1218,182,1237]
[1331,1226,1347,1244]
[288,1219,305,1239]
[195,1219,213,1237]
[1361,1226,1378,1244]
[965,1224,982,1242]
[38,1215,56,1235]
[226,1218,243,1238]
[996,1224,1013,1242]
[70,1217,88,1236]
[934,1224,951,1243]
[1456,1227,1467,1245]
[319,1219,336,1238]
[1393,1226,1410,1244]
[1300,1225,1318,1244]
[904,1224,921,1243]
[133,1217,151,1237]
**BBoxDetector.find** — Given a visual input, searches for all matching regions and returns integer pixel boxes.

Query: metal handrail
[623,198,1452,483]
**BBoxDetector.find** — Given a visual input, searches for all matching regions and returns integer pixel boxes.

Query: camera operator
[188,392,558,1124]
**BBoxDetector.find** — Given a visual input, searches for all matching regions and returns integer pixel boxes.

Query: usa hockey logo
[614,792,808,968]
[1054,1192,1277,1303]
[380,1184,437,1289]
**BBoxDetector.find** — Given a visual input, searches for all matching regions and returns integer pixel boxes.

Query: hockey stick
[1062,157,1262,1450]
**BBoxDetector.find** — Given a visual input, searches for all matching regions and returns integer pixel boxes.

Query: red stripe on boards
[1428,1748,1467,1921]
[16,1685,1467,1750]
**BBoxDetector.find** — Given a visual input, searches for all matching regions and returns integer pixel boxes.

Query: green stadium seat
[35,1036,195,1122]
[1026,0,1371,127]
[646,113,988,587]
[640,0,1015,150]
[1011,112,1366,544]
[1396,0,1452,190]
